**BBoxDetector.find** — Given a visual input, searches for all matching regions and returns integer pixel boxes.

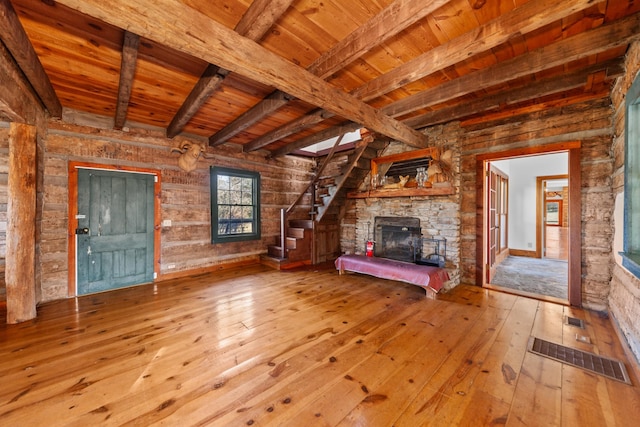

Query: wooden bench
[335,254,449,298]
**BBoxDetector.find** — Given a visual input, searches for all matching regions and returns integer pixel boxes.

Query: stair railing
[279,133,347,255]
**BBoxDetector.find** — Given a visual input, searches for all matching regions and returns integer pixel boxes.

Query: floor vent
[564,315,585,328]
[528,337,631,385]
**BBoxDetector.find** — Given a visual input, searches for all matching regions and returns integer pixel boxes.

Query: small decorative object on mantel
[380,175,410,190]
[415,167,428,188]
[427,149,453,185]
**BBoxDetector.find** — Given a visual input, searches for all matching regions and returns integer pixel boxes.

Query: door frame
[487,163,509,283]
[537,174,568,258]
[475,142,582,306]
[68,162,162,297]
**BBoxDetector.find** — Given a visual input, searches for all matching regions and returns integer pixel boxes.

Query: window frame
[210,166,261,244]
[622,72,640,278]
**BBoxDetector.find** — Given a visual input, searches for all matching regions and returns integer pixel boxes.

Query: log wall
[342,97,615,308]
[0,114,314,303]
[609,40,640,364]
[458,97,614,310]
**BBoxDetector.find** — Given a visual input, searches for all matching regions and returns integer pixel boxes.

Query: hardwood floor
[545,226,568,260]
[1,265,639,426]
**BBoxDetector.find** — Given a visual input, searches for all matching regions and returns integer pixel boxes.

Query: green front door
[76,169,155,295]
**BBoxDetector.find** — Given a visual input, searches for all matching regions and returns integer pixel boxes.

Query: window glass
[623,73,640,278]
[210,167,260,243]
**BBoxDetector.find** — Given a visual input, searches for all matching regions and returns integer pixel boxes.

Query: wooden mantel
[347,184,454,199]
[348,147,455,198]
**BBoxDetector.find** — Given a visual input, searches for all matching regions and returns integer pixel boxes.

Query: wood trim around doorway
[475,141,582,306]
[67,162,162,297]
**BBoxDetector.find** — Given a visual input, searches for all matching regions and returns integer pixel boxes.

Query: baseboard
[509,249,537,258]
[157,257,260,281]
[609,311,640,385]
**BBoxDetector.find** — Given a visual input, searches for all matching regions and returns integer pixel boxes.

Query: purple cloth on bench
[335,254,449,292]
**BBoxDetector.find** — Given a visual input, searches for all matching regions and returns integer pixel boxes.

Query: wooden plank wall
[0,114,315,303]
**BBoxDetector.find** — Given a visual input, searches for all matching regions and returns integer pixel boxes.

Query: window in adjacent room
[623,72,640,278]
[210,166,260,243]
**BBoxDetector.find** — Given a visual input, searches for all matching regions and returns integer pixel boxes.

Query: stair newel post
[280,207,287,259]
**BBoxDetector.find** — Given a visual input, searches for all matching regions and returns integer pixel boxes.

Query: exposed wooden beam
[0,40,42,123]
[244,108,335,152]
[167,0,294,138]
[404,60,625,129]
[0,0,62,117]
[213,0,444,148]
[308,0,451,79]
[166,65,228,138]
[270,121,362,158]
[383,12,640,118]
[234,0,294,41]
[114,31,140,130]
[209,90,293,147]
[244,0,597,153]
[57,0,427,147]
[460,87,612,127]
[353,0,601,101]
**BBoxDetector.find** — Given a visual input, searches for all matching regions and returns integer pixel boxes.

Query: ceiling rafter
[353,0,600,101]
[404,60,625,129]
[244,108,335,152]
[54,0,429,147]
[166,0,295,139]
[0,0,61,117]
[211,0,448,148]
[270,121,362,158]
[383,12,640,118]
[114,31,140,130]
[259,0,599,154]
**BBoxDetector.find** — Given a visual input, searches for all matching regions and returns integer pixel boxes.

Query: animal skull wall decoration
[171,141,211,172]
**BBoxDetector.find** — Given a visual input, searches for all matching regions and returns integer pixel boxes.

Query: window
[210,166,260,243]
[623,73,640,278]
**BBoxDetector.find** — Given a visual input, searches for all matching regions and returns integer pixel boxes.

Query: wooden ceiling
[2,0,639,156]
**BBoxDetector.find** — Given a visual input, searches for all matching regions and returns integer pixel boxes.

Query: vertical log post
[6,122,37,323]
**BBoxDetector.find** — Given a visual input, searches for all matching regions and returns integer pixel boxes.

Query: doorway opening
[476,143,581,306]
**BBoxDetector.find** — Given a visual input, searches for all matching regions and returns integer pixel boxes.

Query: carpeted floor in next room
[491,255,568,300]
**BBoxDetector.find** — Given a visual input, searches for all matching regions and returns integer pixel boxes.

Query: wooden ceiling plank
[213,0,448,148]
[167,0,295,138]
[270,121,362,158]
[243,108,335,152]
[404,59,625,128]
[245,0,596,152]
[114,31,140,130]
[384,12,640,118]
[353,0,602,101]
[308,0,451,79]
[0,0,62,117]
[208,90,293,146]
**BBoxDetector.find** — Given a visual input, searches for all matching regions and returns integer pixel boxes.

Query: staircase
[261,133,389,269]
[262,219,313,270]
